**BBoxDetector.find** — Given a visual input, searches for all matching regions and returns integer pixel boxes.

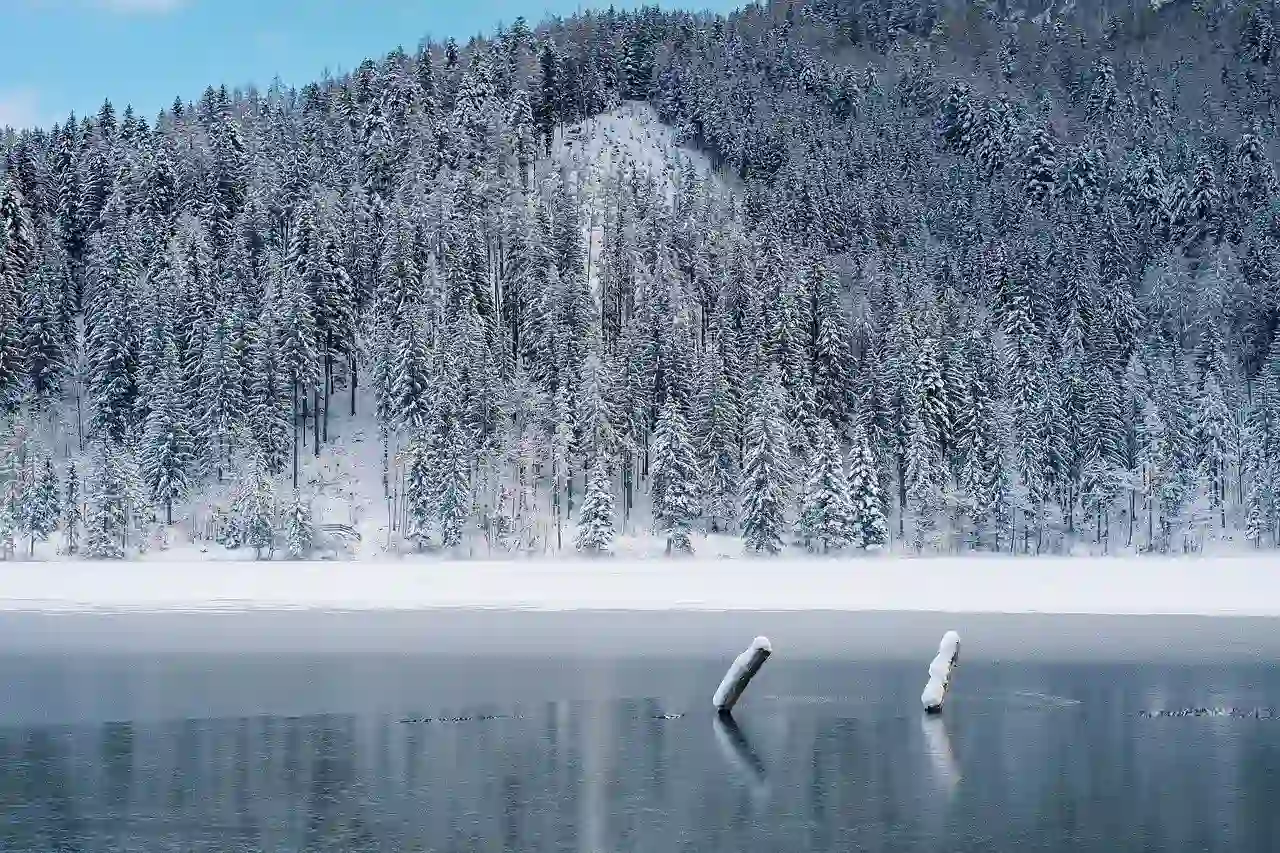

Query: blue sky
[1,0,745,131]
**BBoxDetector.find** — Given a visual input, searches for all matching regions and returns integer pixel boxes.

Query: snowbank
[1,555,1279,615]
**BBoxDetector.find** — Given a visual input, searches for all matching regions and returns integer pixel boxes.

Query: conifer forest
[4,0,1280,560]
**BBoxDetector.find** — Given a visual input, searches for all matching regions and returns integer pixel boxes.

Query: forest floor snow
[1,554,1278,616]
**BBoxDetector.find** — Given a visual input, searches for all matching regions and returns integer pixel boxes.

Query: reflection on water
[920,714,959,794]
[0,660,1276,852]
[713,712,769,800]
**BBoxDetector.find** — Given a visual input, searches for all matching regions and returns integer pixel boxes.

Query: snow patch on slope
[551,100,727,298]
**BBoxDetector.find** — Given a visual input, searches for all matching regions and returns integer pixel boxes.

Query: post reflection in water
[0,659,1276,852]
[920,713,960,794]
[713,712,769,801]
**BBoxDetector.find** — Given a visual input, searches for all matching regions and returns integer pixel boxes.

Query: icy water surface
[0,611,1277,852]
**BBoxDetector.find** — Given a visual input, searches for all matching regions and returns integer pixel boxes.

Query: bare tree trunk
[1127,489,1135,548]
[292,380,300,492]
[349,355,358,417]
[323,352,332,444]
[313,388,321,457]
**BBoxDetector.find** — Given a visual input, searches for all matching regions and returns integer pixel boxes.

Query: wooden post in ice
[714,636,772,714]
[921,631,961,715]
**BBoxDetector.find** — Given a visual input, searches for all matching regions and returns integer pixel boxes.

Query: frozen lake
[0,611,1277,851]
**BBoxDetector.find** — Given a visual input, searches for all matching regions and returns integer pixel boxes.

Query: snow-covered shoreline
[1,555,1278,616]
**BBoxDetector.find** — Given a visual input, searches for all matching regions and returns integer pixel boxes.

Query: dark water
[0,612,1277,852]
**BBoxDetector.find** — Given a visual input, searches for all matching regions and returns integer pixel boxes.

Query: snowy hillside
[5,1,1280,566]
[0,102,736,564]
[549,100,726,301]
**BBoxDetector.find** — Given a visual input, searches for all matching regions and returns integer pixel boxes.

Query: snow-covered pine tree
[284,491,315,559]
[848,418,889,550]
[696,323,742,534]
[1022,123,1057,209]
[577,350,618,470]
[434,423,473,553]
[0,478,15,560]
[549,384,575,550]
[62,462,81,555]
[391,305,434,434]
[957,366,1009,549]
[85,440,129,559]
[23,234,72,410]
[85,193,141,444]
[21,456,61,557]
[1196,373,1232,535]
[904,406,945,552]
[1084,57,1118,126]
[650,395,700,554]
[937,82,979,154]
[811,255,854,432]
[1245,332,1280,546]
[140,338,194,524]
[740,368,791,556]
[197,309,245,480]
[403,434,436,550]
[236,455,277,560]
[246,305,293,477]
[799,420,856,553]
[276,249,319,491]
[575,458,616,556]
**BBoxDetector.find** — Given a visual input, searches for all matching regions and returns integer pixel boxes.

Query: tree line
[2,0,1280,558]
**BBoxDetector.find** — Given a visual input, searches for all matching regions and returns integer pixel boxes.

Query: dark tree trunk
[349,355,358,417]
[313,387,321,457]
[292,379,300,492]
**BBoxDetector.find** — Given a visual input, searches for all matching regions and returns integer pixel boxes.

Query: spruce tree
[85,441,129,559]
[63,462,81,555]
[85,197,141,443]
[1022,124,1057,209]
[403,435,436,550]
[799,421,857,553]
[247,309,293,477]
[284,491,315,559]
[696,335,741,533]
[21,457,61,557]
[740,369,791,555]
[577,351,618,469]
[197,311,245,480]
[575,458,616,555]
[140,339,194,524]
[434,424,473,552]
[236,456,277,560]
[811,256,854,431]
[0,478,15,560]
[23,236,72,410]
[848,420,889,550]
[650,395,700,554]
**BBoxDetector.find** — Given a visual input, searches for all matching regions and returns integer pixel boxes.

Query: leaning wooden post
[921,630,961,714]
[714,636,772,714]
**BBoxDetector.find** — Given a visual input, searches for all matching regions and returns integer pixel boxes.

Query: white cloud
[0,89,44,130]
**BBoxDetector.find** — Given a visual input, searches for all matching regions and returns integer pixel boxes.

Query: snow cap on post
[713,636,772,714]
[921,630,961,714]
